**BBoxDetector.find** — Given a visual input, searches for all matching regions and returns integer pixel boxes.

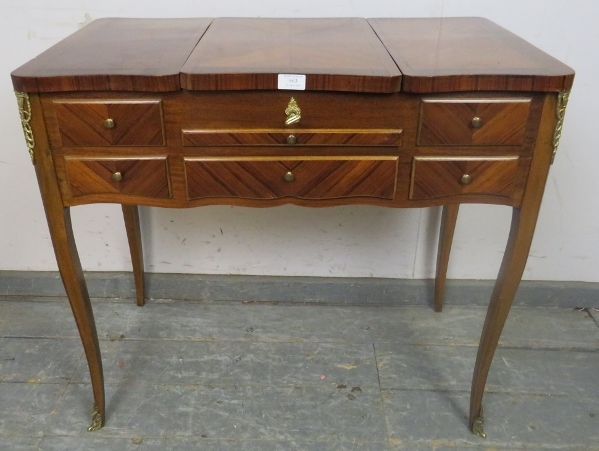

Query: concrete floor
[0,296,598,450]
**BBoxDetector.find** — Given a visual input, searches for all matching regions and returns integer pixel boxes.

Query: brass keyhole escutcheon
[461,174,472,185]
[285,97,301,125]
[286,134,297,144]
[112,171,123,182]
[284,171,295,182]
[104,118,115,129]
[471,117,483,128]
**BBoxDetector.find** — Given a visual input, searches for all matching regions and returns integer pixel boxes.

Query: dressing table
[11,17,574,437]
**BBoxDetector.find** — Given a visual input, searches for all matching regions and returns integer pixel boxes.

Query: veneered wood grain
[181,18,401,93]
[54,100,164,146]
[65,157,171,198]
[121,205,145,307]
[369,17,574,93]
[418,98,531,146]
[410,156,520,200]
[435,204,459,312]
[11,18,212,93]
[182,129,402,146]
[167,91,412,132]
[184,157,398,200]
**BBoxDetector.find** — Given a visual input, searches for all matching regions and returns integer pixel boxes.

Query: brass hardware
[88,404,103,431]
[286,134,297,144]
[112,172,123,182]
[103,118,115,129]
[551,90,570,164]
[284,171,295,182]
[461,174,472,185]
[285,97,301,125]
[471,116,483,128]
[15,92,36,164]
[472,407,486,439]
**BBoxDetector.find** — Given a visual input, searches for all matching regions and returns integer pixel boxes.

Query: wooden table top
[11,17,574,94]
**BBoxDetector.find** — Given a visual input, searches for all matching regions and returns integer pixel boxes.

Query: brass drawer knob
[461,174,472,185]
[286,134,297,145]
[112,171,123,182]
[284,171,295,182]
[104,118,115,129]
[471,117,483,128]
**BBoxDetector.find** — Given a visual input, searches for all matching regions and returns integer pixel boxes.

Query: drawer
[182,129,402,146]
[409,156,519,200]
[184,157,398,200]
[53,100,165,146]
[64,157,171,198]
[418,98,531,146]
[172,91,411,130]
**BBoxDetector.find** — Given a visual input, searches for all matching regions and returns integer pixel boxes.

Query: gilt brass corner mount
[285,97,301,125]
[15,91,36,164]
[551,90,570,165]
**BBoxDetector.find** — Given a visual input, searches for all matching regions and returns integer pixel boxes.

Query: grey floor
[0,296,598,451]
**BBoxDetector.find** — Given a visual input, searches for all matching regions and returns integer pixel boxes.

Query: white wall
[1,1,596,281]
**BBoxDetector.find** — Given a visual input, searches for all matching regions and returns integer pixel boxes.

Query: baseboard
[0,271,596,308]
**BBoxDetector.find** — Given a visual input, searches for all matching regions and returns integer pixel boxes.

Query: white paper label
[278,74,306,90]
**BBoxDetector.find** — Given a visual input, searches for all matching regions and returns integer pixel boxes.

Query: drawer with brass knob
[181,129,402,147]
[184,156,399,201]
[418,97,531,146]
[63,156,171,198]
[52,99,165,147]
[409,156,520,200]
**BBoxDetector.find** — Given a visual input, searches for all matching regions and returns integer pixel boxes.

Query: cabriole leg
[22,92,105,431]
[469,207,537,438]
[47,208,105,431]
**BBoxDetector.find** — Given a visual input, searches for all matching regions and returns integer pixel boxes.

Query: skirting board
[0,271,597,308]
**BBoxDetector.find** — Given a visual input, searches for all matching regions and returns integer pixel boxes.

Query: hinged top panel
[11,18,213,93]
[369,17,574,93]
[180,18,402,93]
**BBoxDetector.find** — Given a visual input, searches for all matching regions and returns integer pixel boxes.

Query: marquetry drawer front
[410,157,519,200]
[53,100,164,146]
[182,129,402,146]
[418,98,531,146]
[185,157,398,200]
[64,157,171,198]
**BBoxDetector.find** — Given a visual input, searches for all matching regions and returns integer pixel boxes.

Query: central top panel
[180,18,402,93]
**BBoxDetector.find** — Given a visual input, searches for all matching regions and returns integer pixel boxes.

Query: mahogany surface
[11,17,574,437]
[184,157,399,200]
[180,18,402,92]
[418,98,531,146]
[434,204,460,312]
[368,17,575,93]
[11,18,213,93]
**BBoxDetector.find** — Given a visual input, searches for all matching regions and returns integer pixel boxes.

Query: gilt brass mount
[551,90,570,164]
[88,404,104,431]
[285,97,301,125]
[104,118,115,129]
[472,407,486,439]
[15,91,36,164]
[112,171,123,182]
